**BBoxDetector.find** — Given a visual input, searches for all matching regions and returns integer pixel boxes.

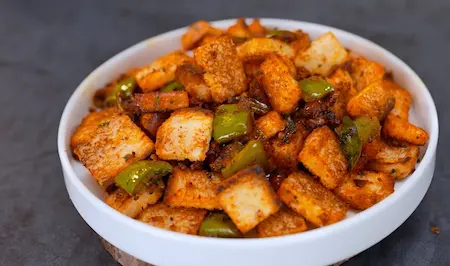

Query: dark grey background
[0,0,448,265]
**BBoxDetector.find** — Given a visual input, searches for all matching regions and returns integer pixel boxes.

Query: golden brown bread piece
[134,91,189,112]
[255,111,286,140]
[295,32,348,76]
[164,168,222,210]
[194,36,247,103]
[227,18,252,39]
[106,186,164,218]
[256,207,307,237]
[70,108,154,187]
[237,38,294,61]
[327,68,358,101]
[133,51,191,92]
[181,20,222,50]
[278,172,348,227]
[298,126,348,190]
[346,80,394,120]
[382,114,429,146]
[384,80,412,120]
[248,19,266,37]
[138,203,207,235]
[335,171,394,210]
[266,125,306,170]
[175,63,212,102]
[349,56,386,92]
[217,166,280,233]
[155,108,213,161]
[367,145,420,179]
[261,53,301,113]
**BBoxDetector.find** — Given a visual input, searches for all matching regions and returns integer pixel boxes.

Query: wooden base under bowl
[101,237,350,266]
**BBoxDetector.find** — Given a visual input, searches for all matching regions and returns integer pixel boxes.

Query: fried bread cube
[290,30,311,55]
[175,63,212,102]
[255,111,286,139]
[349,57,386,91]
[135,91,189,112]
[278,172,348,227]
[327,68,358,101]
[335,171,394,210]
[256,207,307,237]
[248,18,266,37]
[106,185,164,218]
[71,108,155,187]
[370,141,419,164]
[383,114,429,145]
[164,168,222,210]
[261,53,301,113]
[346,80,395,120]
[227,18,252,39]
[217,166,280,233]
[295,32,348,76]
[237,38,294,61]
[298,126,348,189]
[155,108,213,161]
[138,203,207,235]
[266,125,306,170]
[384,80,412,120]
[367,145,420,179]
[194,36,247,103]
[134,51,191,92]
[181,20,222,50]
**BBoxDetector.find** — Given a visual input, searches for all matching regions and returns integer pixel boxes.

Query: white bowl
[58,19,439,266]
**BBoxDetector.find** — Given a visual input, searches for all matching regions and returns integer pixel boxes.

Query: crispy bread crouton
[194,36,246,103]
[181,20,223,50]
[106,185,164,218]
[383,115,429,145]
[278,172,348,227]
[135,91,189,112]
[261,54,301,113]
[367,145,420,179]
[155,108,213,161]
[237,38,294,61]
[266,125,306,170]
[255,111,286,139]
[138,203,207,235]
[248,19,266,37]
[384,80,412,120]
[164,168,222,210]
[327,68,358,101]
[370,142,419,164]
[335,171,394,210]
[290,30,311,55]
[346,80,395,120]
[298,126,347,189]
[227,18,252,39]
[217,166,280,233]
[349,57,385,91]
[176,63,212,102]
[134,51,191,92]
[71,108,155,187]
[256,207,307,237]
[295,32,348,76]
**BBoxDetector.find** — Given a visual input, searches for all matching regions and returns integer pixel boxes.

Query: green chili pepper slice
[160,81,185,92]
[105,76,137,106]
[221,140,267,178]
[339,116,362,172]
[213,104,253,144]
[115,160,173,195]
[199,212,242,238]
[354,116,381,143]
[299,77,334,102]
[266,29,297,43]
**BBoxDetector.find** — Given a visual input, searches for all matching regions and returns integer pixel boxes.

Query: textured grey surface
[0,0,448,265]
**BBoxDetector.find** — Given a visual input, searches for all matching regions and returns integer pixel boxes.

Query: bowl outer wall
[58,18,439,266]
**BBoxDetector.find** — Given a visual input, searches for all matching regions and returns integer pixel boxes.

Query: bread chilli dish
[70,18,429,238]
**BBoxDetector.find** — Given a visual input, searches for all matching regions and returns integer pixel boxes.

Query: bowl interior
[60,18,437,227]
